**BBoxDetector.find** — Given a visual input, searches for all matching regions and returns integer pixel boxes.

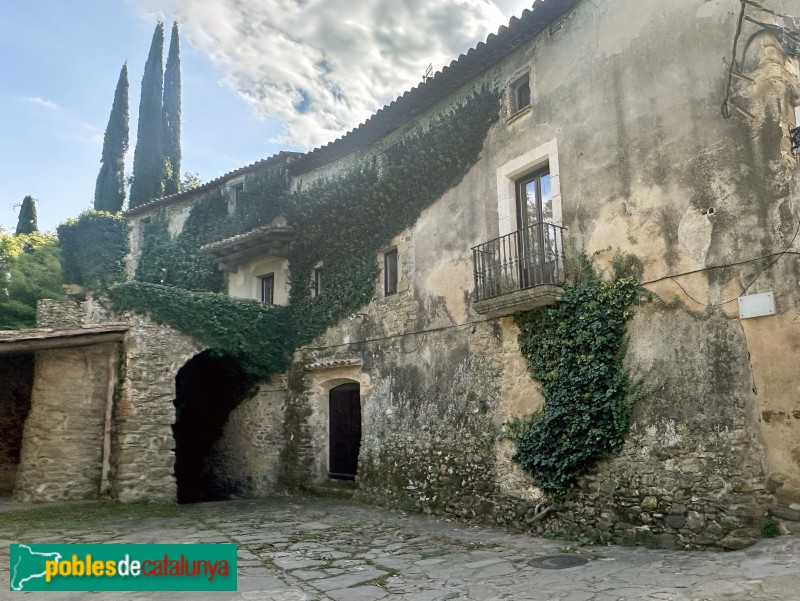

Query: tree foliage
[94,64,129,213]
[57,211,129,288]
[162,22,182,196]
[15,196,38,235]
[129,22,164,208]
[0,231,62,328]
[181,172,202,191]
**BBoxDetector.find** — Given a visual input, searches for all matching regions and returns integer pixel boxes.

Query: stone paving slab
[1,496,800,600]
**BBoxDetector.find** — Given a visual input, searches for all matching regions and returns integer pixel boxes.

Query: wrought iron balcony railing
[472,222,566,302]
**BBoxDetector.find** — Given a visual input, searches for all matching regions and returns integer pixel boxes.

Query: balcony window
[473,167,565,314]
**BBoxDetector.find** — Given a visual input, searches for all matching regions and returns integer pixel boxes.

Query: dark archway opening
[0,353,34,497]
[173,350,256,503]
[329,383,361,480]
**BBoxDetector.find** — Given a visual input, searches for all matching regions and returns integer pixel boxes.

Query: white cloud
[135,0,517,150]
[24,96,61,110]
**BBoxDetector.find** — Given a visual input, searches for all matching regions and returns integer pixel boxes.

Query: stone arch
[304,366,370,484]
[320,376,361,391]
[172,350,256,503]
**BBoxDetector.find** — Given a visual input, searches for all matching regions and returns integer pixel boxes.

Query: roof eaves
[287,0,581,174]
[123,0,581,216]
[124,151,302,218]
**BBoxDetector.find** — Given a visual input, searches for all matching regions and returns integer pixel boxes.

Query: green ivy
[107,281,292,380]
[57,211,129,288]
[511,255,649,496]
[130,86,499,352]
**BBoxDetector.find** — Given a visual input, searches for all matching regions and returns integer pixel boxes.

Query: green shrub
[57,211,129,288]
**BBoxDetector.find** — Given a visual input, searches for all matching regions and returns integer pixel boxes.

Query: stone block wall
[552,421,772,550]
[0,354,34,495]
[36,298,205,503]
[14,344,114,502]
[203,380,288,498]
[112,316,203,503]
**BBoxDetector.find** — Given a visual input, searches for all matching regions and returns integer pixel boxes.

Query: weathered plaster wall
[277,142,547,514]
[14,343,114,502]
[0,354,33,495]
[470,0,799,545]
[228,256,290,305]
[272,0,800,548]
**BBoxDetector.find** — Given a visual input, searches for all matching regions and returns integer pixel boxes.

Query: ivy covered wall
[121,85,499,367]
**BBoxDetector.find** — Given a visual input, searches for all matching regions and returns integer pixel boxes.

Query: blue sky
[1,0,529,232]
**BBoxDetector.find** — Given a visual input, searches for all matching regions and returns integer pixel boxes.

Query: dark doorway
[329,383,361,480]
[173,350,254,503]
[0,353,34,496]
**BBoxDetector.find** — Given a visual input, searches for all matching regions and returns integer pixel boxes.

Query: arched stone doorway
[173,350,255,503]
[328,382,361,480]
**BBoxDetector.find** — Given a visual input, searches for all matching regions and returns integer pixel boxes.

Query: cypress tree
[162,22,182,196]
[129,22,165,208]
[15,196,38,235]
[94,63,129,213]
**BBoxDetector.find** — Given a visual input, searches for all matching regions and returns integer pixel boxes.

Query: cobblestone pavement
[1,496,799,600]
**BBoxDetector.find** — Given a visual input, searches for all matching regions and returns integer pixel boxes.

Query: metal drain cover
[528,554,588,569]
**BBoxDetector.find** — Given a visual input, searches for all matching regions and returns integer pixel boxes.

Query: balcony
[199,225,296,273]
[472,223,566,316]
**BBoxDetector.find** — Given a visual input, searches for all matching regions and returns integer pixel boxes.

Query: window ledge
[505,105,531,125]
[473,285,562,317]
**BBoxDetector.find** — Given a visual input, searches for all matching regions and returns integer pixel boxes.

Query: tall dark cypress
[15,196,38,235]
[162,22,182,196]
[94,64,129,213]
[129,22,165,208]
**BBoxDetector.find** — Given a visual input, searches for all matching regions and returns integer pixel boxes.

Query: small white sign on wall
[738,291,775,319]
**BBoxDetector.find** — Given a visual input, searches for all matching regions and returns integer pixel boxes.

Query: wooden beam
[0,329,128,355]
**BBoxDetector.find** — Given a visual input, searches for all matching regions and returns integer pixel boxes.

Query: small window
[260,273,275,305]
[228,181,244,215]
[515,79,531,111]
[505,71,531,119]
[384,249,398,296]
[312,267,323,298]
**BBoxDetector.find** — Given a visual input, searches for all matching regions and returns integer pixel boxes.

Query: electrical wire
[302,217,800,347]
[743,0,800,28]
[645,218,800,307]
[721,0,800,118]
[297,314,501,352]
[722,1,748,119]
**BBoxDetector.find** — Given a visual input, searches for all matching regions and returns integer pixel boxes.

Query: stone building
[3,0,800,549]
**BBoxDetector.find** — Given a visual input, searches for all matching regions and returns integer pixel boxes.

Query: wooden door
[329,383,361,479]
